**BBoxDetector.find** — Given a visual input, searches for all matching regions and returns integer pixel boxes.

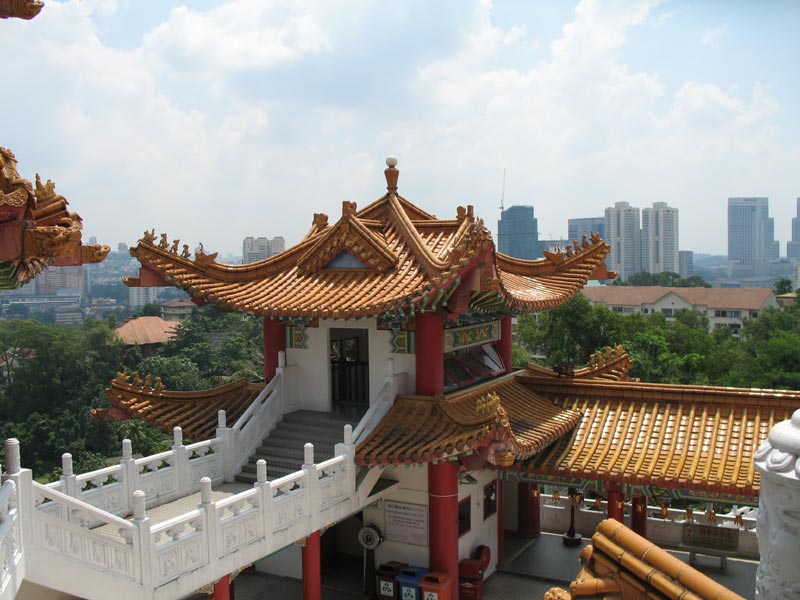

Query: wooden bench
[679,523,739,570]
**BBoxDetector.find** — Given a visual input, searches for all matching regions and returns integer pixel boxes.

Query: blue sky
[2,0,798,257]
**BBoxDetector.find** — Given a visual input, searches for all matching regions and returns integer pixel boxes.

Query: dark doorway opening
[330,328,369,415]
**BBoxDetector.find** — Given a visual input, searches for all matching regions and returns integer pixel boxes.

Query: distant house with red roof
[581,286,778,336]
[115,316,178,356]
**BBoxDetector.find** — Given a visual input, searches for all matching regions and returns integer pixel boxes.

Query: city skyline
[2,1,798,257]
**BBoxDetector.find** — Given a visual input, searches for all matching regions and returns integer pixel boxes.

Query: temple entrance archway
[330,328,369,415]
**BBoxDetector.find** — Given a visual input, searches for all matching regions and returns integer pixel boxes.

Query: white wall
[363,465,501,577]
[255,543,303,579]
[285,318,415,412]
[457,469,500,578]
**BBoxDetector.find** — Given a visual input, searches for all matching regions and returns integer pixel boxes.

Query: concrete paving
[230,531,757,600]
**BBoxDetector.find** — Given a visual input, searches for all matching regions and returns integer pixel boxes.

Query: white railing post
[2,438,33,548]
[334,425,356,500]
[60,453,78,499]
[173,427,190,494]
[120,439,136,513]
[198,477,218,563]
[277,350,287,414]
[132,490,152,587]
[217,410,237,483]
[302,443,319,518]
[255,460,273,536]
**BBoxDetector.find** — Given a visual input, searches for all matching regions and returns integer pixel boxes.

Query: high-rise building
[242,236,286,263]
[128,285,161,308]
[642,202,679,274]
[568,217,605,244]
[497,205,539,259]
[604,201,641,281]
[679,250,694,278]
[788,198,800,262]
[727,197,777,278]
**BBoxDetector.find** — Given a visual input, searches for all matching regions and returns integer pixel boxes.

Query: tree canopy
[514,294,800,390]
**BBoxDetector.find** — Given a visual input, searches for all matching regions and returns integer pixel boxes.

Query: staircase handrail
[353,379,393,445]
[232,371,281,432]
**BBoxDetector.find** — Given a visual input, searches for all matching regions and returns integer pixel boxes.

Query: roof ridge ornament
[384,156,398,193]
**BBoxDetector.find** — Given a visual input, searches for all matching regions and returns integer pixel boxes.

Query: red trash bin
[458,579,483,600]
[419,571,453,600]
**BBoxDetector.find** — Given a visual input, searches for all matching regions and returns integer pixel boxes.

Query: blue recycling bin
[396,566,430,600]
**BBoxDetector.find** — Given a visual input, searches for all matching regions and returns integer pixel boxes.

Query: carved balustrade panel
[217,491,263,558]
[152,511,207,586]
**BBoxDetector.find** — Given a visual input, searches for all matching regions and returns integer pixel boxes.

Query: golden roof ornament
[384,156,399,193]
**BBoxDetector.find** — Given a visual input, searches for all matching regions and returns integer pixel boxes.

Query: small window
[483,481,497,520]
[458,497,471,536]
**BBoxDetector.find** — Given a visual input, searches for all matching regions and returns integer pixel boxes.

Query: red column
[263,318,286,381]
[497,478,504,564]
[499,316,513,373]
[302,530,321,600]
[212,575,231,600]
[517,482,541,537]
[606,483,625,523]
[631,495,647,538]
[415,312,444,395]
[429,461,459,582]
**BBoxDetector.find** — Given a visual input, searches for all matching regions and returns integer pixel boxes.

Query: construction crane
[499,168,506,213]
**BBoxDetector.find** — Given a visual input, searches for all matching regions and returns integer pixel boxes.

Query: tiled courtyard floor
[232,531,757,599]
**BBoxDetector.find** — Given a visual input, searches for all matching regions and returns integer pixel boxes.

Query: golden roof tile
[125,161,609,318]
[517,376,800,495]
[355,372,582,465]
[97,376,264,441]
[547,519,745,600]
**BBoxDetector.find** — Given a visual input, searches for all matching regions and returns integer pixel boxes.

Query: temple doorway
[330,328,369,414]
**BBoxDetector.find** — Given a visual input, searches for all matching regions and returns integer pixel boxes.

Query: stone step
[234,408,360,485]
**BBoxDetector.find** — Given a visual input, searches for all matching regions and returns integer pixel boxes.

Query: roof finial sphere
[386,156,398,168]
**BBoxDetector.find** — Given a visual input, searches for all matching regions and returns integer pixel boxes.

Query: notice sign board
[681,523,739,552]
[385,500,428,546]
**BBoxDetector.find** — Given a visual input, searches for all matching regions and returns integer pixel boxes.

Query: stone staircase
[236,410,359,482]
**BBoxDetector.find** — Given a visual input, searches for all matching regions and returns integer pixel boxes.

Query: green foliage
[138,303,161,317]
[513,294,800,389]
[773,277,794,295]
[613,272,711,288]
[136,355,206,391]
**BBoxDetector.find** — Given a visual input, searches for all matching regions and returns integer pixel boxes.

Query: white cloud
[143,0,329,73]
[699,25,728,48]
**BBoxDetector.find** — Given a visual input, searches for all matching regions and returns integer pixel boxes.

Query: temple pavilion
[103,158,798,599]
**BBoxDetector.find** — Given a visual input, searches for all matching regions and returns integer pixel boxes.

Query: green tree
[774,277,794,295]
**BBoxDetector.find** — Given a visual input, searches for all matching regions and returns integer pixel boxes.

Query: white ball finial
[386,156,398,168]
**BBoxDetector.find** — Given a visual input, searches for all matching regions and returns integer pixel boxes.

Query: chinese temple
[2,7,799,600]
[93,158,795,599]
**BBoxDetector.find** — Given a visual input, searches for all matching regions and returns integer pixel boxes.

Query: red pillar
[302,530,321,600]
[263,318,286,381]
[212,575,231,600]
[631,495,647,538]
[499,316,513,373]
[517,482,541,537]
[497,478,504,564]
[415,312,444,395]
[429,461,459,582]
[606,483,625,523]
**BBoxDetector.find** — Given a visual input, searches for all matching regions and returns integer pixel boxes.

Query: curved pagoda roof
[125,159,610,319]
[0,147,109,288]
[357,349,799,500]
[96,374,264,442]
